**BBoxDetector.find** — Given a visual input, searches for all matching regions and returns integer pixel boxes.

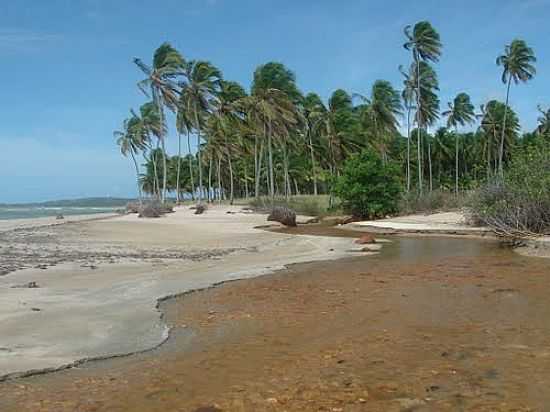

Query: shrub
[333,150,402,219]
[399,190,468,215]
[138,201,173,218]
[469,141,550,236]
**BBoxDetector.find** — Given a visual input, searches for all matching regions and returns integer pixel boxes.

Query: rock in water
[267,206,297,227]
[355,234,376,244]
[56,214,64,220]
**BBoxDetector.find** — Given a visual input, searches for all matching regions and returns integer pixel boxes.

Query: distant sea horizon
[0,197,134,220]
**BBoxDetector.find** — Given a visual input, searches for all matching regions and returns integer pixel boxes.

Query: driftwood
[267,206,297,227]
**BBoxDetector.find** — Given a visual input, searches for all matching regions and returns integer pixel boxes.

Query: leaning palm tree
[496,39,536,176]
[179,60,222,203]
[443,93,475,195]
[114,114,147,203]
[404,21,442,193]
[134,43,185,203]
[357,80,403,163]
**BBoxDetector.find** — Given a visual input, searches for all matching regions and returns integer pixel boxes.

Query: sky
[1,0,549,203]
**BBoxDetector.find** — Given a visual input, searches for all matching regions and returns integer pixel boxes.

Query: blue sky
[1,0,549,203]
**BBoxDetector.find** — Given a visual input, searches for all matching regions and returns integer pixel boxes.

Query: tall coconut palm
[114,115,147,203]
[399,65,416,192]
[496,39,536,176]
[303,93,327,196]
[180,60,222,203]
[176,94,194,201]
[406,61,440,192]
[249,87,298,200]
[443,93,475,195]
[404,21,442,193]
[134,42,185,203]
[211,80,246,204]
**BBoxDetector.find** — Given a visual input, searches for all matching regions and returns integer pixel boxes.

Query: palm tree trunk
[427,134,433,192]
[268,121,275,201]
[499,76,512,177]
[308,129,318,196]
[416,56,423,194]
[151,143,161,200]
[217,155,222,204]
[157,104,167,204]
[406,106,412,192]
[227,151,235,204]
[455,126,459,196]
[244,166,249,199]
[194,110,204,203]
[254,135,259,199]
[130,150,143,204]
[176,133,182,203]
[207,158,212,203]
[187,132,195,201]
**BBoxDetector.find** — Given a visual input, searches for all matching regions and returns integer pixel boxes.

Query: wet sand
[1,231,549,411]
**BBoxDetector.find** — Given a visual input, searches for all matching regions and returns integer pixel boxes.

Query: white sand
[0,206,366,378]
[350,212,491,235]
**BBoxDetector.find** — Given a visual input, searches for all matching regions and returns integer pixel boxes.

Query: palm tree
[303,93,327,196]
[176,93,194,201]
[180,60,222,203]
[496,39,536,176]
[139,102,166,199]
[443,93,475,195]
[114,115,147,203]
[404,21,442,193]
[134,42,185,203]
[357,80,403,163]
[399,65,416,192]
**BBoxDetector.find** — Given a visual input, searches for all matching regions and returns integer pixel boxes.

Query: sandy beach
[0,206,367,379]
[2,207,550,411]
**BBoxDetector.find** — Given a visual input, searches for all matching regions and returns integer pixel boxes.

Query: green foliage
[333,150,402,218]
[469,141,550,235]
[399,190,467,215]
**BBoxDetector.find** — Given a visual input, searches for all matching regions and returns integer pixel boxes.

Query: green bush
[469,141,550,236]
[333,150,402,219]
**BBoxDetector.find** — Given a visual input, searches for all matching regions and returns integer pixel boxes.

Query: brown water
[1,228,549,411]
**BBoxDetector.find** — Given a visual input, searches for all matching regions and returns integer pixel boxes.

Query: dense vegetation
[114,21,547,229]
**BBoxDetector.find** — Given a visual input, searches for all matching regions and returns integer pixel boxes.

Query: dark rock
[194,407,222,412]
[125,202,141,214]
[31,308,41,312]
[194,204,207,215]
[55,214,64,220]
[267,206,297,227]
[355,234,376,244]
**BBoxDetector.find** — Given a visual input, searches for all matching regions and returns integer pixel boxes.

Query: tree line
[115,20,546,205]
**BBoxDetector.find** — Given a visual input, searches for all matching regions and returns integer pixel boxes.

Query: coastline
[0,205,369,379]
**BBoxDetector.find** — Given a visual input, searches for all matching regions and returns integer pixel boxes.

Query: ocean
[0,206,117,221]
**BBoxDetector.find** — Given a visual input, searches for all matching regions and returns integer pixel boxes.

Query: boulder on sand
[355,234,376,244]
[194,204,207,215]
[267,206,297,227]
[125,202,141,214]
[138,201,165,218]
